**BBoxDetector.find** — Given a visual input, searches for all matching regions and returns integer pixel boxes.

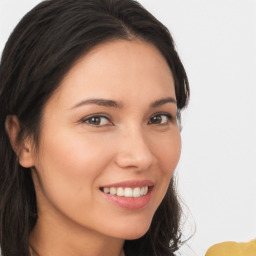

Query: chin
[117,221,152,240]
[123,231,148,240]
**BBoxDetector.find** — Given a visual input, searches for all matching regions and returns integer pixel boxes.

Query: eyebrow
[71,99,123,109]
[150,97,177,108]
[71,97,176,109]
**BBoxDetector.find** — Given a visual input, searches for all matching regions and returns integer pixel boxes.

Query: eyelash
[81,113,173,127]
[81,114,112,127]
[148,113,173,125]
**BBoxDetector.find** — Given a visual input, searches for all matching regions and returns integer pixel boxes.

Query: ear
[5,115,35,168]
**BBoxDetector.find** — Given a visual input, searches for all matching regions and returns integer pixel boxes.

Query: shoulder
[205,240,256,256]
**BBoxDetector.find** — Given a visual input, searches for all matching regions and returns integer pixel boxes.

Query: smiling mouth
[100,186,150,198]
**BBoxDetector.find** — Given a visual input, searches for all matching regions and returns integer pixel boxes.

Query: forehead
[47,39,175,108]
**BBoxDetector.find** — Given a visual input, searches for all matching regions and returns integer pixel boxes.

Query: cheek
[148,130,181,207]
[33,131,118,224]
[34,130,114,202]
[38,129,111,175]
[154,130,181,177]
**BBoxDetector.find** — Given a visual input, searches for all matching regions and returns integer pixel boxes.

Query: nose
[114,126,155,171]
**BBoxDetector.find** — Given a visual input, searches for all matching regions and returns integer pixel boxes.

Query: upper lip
[101,180,154,188]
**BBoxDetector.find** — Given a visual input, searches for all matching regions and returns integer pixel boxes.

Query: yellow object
[205,240,256,256]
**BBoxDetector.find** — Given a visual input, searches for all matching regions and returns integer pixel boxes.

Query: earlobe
[5,115,35,168]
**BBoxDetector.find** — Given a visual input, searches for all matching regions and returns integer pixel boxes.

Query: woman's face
[31,39,181,240]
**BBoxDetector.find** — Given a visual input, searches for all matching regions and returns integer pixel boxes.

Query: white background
[1,1,256,255]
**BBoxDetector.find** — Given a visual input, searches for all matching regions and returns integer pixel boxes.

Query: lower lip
[101,189,152,210]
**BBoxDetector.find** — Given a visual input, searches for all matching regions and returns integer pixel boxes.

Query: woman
[205,240,256,256]
[0,0,189,255]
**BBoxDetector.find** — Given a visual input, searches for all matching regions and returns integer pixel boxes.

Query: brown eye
[149,114,172,125]
[83,116,111,126]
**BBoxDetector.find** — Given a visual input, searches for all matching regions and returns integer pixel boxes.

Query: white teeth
[102,186,149,197]
[117,187,124,196]
[133,187,141,198]
[140,187,145,196]
[103,187,110,193]
[124,187,133,197]
[110,187,116,195]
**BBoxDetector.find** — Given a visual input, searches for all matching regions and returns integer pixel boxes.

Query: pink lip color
[100,180,154,210]
[101,180,154,188]
[102,192,152,210]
